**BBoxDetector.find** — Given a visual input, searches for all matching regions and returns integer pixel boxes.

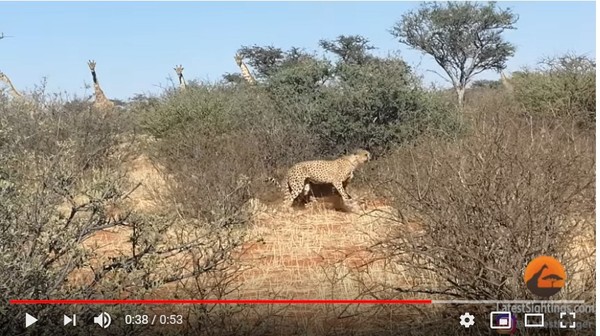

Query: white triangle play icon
[25,313,37,328]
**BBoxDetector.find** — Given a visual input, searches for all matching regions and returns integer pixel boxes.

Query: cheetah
[281,149,371,207]
[265,176,315,203]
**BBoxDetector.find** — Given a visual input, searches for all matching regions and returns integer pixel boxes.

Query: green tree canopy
[319,35,376,65]
[235,45,321,81]
[470,79,502,89]
[390,1,518,107]
[237,45,285,78]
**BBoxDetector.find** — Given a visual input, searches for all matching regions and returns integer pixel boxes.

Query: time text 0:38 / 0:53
[125,314,184,325]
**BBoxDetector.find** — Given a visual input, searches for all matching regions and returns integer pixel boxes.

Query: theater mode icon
[524,313,544,328]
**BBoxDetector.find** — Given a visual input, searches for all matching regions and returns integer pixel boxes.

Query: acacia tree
[237,45,285,78]
[319,35,376,65]
[235,45,317,81]
[390,2,518,108]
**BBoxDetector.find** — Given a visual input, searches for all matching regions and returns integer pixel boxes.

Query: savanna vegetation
[0,2,595,335]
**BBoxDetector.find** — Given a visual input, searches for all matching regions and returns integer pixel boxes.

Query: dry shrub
[0,95,253,335]
[132,85,328,334]
[0,98,139,333]
[365,91,594,332]
[154,131,262,221]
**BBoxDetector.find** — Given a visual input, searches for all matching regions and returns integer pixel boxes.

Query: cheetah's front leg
[332,181,352,201]
[342,178,352,199]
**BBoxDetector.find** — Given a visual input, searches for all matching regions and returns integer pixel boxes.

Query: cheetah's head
[352,149,371,164]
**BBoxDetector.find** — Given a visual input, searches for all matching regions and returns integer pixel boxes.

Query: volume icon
[93,312,111,328]
[64,314,76,326]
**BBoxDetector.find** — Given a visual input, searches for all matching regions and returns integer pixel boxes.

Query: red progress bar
[10,299,432,305]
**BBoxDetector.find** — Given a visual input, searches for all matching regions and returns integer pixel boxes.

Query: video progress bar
[10,299,586,305]
[10,299,432,305]
[432,300,585,304]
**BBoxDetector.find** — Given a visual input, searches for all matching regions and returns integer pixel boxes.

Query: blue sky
[1,1,596,100]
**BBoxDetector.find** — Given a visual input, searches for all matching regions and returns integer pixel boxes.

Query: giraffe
[0,71,37,117]
[500,71,514,92]
[0,71,24,99]
[526,264,548,293]
[234,53,256,85]
[87,60,115,110]
[174,65,187,90]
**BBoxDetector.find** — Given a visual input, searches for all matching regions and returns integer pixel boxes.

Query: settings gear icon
[459,312,475,328]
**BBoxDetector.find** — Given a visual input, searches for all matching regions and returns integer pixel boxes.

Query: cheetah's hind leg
[303,183,316,203]
[285,179,307,209]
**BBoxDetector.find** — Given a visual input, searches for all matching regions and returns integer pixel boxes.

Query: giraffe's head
[87,60,97,71]
[234,53,244,66]
[174,65,184,76]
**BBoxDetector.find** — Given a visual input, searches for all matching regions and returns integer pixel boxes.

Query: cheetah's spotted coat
[282,149,371,207]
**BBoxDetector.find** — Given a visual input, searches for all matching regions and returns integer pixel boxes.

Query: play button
[25,313,38,328]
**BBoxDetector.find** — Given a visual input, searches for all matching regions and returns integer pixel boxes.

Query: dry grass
[124,153,167,213]
[76,184,404,295]
[235,199,397,299]
[54,114,594,334]
[51,95,593,335]
[77,149,403,303]
[71,153,422,333]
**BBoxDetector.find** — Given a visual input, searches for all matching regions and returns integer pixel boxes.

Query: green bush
[137,85,239,139]
[137,82,320,208]
[231,38,462,158]
[318,58,460,156]
[263,55,460,157]
[512,53,595,128]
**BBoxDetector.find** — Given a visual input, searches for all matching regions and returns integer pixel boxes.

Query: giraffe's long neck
[90,70,113,109]
[239,62,256,84]
[501,72,513,92]
[91,70,99,85]
[1,75,23,98]
[94,83,108,100]
[91,70,106,98]
[178,74,187,90]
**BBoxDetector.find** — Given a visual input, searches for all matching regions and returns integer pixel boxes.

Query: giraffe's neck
[501,72,513,91]
[93,83,107,99]
[239,62,256,84]
[91,70,99,85]
[178,74,187,90]
[92,83,114,110]
[90,70,111,104]
[1,76,23,98]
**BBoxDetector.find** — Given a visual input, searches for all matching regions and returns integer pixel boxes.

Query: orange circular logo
[524,256,566,297]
